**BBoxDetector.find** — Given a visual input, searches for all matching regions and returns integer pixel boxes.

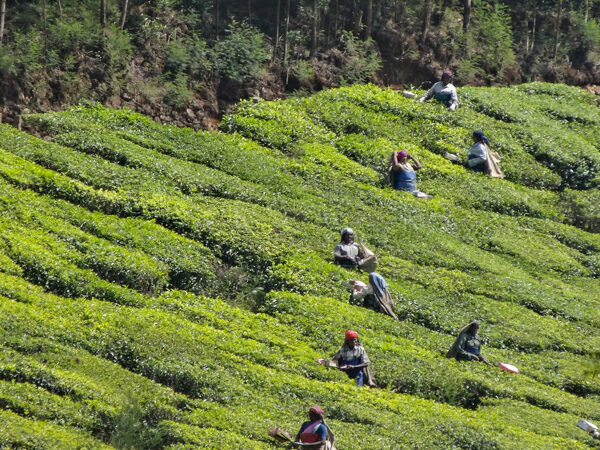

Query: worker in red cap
[330,330,375,387]
[294,406,336,449]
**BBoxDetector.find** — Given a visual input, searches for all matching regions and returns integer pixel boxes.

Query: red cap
[345,330,358,341]
[309,406,324,416]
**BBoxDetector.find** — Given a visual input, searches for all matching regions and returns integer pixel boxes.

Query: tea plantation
[0,82,599,448]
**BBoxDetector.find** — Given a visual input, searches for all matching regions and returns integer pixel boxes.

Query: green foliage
[470,3,515,77]
[0,84,599,447]
[338,32,383,84]
[166,34,212,81]
[561,188,600,233]
[110,397,166,449]
[214,21,269,84]
[164,73,195,108]
[447,4,515,82]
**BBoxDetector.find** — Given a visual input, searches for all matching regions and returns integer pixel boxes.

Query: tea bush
[0,84,598,447]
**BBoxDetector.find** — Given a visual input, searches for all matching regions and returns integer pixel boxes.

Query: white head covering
[341,227,354,236]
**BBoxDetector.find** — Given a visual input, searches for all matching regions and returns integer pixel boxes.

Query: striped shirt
[332,344,370,364]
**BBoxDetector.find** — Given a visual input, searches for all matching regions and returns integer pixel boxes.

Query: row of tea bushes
[0,83,597,446]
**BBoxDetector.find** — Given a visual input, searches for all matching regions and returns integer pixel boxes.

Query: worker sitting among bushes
[331,330,376,387]
[388,150,429,198]
[446,320,491,365]
[333,228,377,271]
[349,273,398,320]
[294,406,336,449]
[467,130,504,178]
[419,71,459,111]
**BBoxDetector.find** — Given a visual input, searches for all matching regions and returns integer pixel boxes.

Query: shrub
[338,32,382,84]
[213,21,269,84]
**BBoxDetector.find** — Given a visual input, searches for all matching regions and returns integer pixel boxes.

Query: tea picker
[333,228,377,272]
[318,330,376,388]
[347,273,398,320]
[577,419,600,439]
[268,406,336,449]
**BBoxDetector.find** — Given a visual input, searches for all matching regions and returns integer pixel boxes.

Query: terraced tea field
[0,83,599,448]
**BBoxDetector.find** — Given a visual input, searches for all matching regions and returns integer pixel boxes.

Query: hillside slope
[0,83,599,448]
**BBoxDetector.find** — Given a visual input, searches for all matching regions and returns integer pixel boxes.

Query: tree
[422,0,434,44]
[101,0,107,27]
[364,0,373,39]
[0,0,6,46]
[273,0,281,61]
[120,0,129,29]
[214,20,268,84]
[554,0,563,60]
[463,0,471,31]
[283,0,291,64]
[310,0,318,57]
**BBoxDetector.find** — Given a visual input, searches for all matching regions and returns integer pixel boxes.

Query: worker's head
[308,406,324,421]
[441,71,452,85]
[397,150,408,163]
[345,330,359,348]
[341,227,354,244]
[472,130,486,143]
[469,320,480,336]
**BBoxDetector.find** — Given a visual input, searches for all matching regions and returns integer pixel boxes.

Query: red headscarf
[345,330,358,341]
[309,406,324,416]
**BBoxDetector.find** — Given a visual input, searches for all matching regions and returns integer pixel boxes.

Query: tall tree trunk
[553,0,563,61]
[584,0,589,22]
[530,4,537,53]
[42,0,47,31]
[100,0,106,27]
[462,0,471,32]
[283,0,291,65]
[353,0,362,34]
[310,0,318,57]
[421,0,434,44]
[120,0,129,29]
[364,0,373,39]
[0,0,6,46]
[334,0,339,39]
[215,0,219,39]
[57,0,63,19]
[273,0,281,61]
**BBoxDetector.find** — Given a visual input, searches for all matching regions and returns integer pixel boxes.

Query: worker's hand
[339,365,349,371]
[481,357,491,365]
[418,97,425,103]
[449,103,458,111]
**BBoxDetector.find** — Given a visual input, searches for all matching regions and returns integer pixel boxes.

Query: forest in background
[1,0,600,129]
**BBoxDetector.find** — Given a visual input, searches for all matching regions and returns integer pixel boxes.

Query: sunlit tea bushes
[0,83,599,447]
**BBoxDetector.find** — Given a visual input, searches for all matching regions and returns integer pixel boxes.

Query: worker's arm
[342,361,369,369]
[449,87,459,110]
[408,154,422,170]
[352,284,373,302]
[455,334,479,361]
[419,84,436,102]
[340,348,370,370]
[334,244,356,263]
[294,440,327,448]
[390,152,401,171]
[293,424,327,447]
